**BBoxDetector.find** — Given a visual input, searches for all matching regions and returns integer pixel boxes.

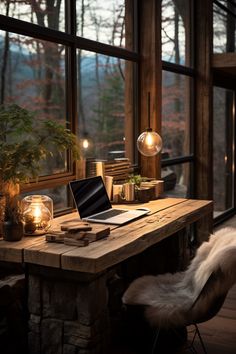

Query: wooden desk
[0,198,213,354]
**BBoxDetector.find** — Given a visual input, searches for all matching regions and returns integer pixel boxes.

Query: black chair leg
[151,328,160,354]
[151,327,188,354]
[186,324,208,354]
[194,324,208,354]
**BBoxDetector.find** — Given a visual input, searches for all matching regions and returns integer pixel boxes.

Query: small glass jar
[21,195,53,235]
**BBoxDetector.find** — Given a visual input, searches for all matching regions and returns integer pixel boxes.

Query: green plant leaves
[0,104,80,184]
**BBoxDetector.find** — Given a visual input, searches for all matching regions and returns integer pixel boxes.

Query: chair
[122,227,236,353]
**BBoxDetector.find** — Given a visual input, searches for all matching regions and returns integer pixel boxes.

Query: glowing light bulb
[33,205,42,223]
[137,128,163,157]
[146,132,154,147]
[137,92,163,157]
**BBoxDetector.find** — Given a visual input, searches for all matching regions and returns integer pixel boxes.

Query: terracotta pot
[3,220,23,241]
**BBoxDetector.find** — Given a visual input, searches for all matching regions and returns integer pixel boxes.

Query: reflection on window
[213,1,236,53]
[213,87,234,216]
[0,30,67,176]
[161,0,191,65]
[162,163,190,198]
[162,71,191,158]
[76,0,126,47]
[77,50,134,161]
[0,1,65,31]
[21,185,69,213]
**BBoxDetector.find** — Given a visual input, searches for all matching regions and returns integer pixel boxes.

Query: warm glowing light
[82,138,89,149]
[145,132,154,147]
[32,205,42,223]
[22,195,53,235]
[137,129,163,157]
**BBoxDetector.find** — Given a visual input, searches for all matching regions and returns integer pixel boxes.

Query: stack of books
[105,159,134,183]
[86,158,134,183]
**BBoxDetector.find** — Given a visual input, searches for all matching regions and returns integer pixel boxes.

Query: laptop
[69,176,150,225]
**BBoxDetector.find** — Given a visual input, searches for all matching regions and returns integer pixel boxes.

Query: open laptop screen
[69,176,112,218]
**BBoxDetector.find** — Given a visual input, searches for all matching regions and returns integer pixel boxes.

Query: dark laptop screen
[69,176,112,218]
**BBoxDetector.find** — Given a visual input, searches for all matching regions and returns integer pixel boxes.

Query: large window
[213,87,235,219]
[0,0,138,212]
[213,0,236,223]
[161,0,194,198]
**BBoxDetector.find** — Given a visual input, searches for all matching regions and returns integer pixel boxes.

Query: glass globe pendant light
[137,92,163,157]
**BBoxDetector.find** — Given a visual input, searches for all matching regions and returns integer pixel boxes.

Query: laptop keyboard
[89,209,128,220]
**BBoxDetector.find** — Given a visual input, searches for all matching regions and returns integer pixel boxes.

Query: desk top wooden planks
[0,198,213,273]
[61,199,213,273]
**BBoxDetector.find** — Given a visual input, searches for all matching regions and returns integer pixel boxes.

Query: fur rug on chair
[122,227,236,328]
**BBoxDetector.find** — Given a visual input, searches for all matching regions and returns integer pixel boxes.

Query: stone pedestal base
[27,265,110,354]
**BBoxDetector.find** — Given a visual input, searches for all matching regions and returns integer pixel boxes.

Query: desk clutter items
[111,177,164,203]
[86,158,134,184]
[45,221,110,247]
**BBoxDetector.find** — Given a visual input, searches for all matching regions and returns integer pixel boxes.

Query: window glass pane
[213,87,234,217]
[213,1,236,53]
[161,0,192,66]
[77,49,134,163]
[0,30,67,176]
[21,185,69,213]
[162,163,191,198]
[0,0,65,31]
[162,71,191,158]
[76,0,127,48]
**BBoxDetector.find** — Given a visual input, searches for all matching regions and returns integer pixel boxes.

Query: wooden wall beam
[195,0,213,238]
[195,0,213,200]
[138,0,162,178]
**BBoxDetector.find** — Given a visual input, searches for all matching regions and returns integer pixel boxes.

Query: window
[0,0,138,213]
[161,0,194,198]
[213,0,236,224]
[213,0,236,53]
[213,87,235,219]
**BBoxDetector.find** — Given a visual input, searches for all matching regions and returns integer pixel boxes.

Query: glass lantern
[22,195,53,235]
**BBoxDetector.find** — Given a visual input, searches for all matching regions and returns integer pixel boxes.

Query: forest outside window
[213,0,236,53]
[162,71,192,159]
[76,0,126,48]
[0,1,65,31]
[0,31,68,177]
[161,0,192,66]
[77,50,135,161]
[161,0,194,199]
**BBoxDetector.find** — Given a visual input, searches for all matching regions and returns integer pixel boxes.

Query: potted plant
[126,174,153,202]
[0,104,80,241]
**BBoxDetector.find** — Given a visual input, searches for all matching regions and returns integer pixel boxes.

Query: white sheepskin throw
[122,227,236,328]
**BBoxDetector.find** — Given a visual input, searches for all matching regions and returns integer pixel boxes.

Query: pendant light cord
[148,92,151,128]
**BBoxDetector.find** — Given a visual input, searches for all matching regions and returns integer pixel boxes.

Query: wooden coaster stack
[45,221,110,247]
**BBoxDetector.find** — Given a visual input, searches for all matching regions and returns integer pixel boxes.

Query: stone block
[64,332,100,349]
[28,331,40,354]
[64,320,93,339]
[76,275,108,325]
[63,344,77,354]
[28,313,41,333]
[28,274,41,315]
[0,282,12,308]
[41,318,63,354]
[42,279,77,320]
